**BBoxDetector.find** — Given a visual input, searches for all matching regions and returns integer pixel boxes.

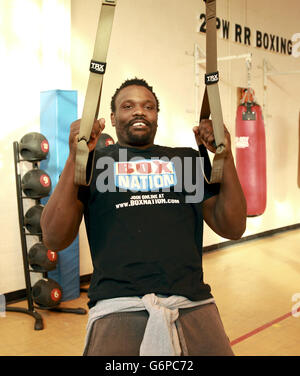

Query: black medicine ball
[32,278,62,308]
[28,243,58,272]
[19,132,49,162]
[96,133,115,151]
[24,205,44,234]
[21,169,51,199]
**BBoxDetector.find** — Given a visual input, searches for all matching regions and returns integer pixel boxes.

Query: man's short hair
[110,78,160,113]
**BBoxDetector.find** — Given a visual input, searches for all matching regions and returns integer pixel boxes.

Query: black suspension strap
[75,0,117,186]
[199,0,225,183]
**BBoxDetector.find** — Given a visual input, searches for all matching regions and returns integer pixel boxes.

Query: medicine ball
[19,132,49,162]
[96,133,115,150]
[32,278,62,308]
[21,169,51,199]
[28,243,58,272]
[24,205,44,234]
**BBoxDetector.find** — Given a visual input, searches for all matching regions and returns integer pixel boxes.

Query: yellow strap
[199,0,225,184]
[75,1,117,186]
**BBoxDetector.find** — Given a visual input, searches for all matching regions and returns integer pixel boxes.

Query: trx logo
[90,60,106,74]
[205,72,219,85]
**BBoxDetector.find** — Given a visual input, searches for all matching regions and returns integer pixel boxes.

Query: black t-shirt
[78,143,220,308]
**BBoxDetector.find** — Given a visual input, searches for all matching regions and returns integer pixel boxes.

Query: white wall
[72,0,300,272]
[1,0,299,294]
[0,0,72,294]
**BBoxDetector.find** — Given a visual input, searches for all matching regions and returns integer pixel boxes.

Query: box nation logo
[114,159,177,191]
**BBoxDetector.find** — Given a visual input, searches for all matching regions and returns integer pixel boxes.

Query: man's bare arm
[193,120,247,240]
[40,118,105,250]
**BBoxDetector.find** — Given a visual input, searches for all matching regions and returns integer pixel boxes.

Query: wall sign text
[199,14,293,56]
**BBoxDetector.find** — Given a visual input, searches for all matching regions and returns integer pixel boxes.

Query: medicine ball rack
[6,140,86,331]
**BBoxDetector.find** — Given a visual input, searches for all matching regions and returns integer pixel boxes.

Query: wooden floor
[1,228,300,356]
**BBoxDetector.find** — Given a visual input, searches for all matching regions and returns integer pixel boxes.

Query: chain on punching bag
[235,89,267,216]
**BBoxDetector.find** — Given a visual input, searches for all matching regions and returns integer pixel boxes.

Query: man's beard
[125,128,152,146]
[124,119,157,146]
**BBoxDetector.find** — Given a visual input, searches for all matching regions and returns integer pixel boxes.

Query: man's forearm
[40,156,84,251]
[214,152,247,239]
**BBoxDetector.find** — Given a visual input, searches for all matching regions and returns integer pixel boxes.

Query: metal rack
[6,141,86,331]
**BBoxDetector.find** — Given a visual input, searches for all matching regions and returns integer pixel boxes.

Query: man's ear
[111,112,116,127]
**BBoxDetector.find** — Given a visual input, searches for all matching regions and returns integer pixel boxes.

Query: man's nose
[132,105,145,116]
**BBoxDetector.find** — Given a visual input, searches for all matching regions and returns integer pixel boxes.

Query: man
[41,78,246,356]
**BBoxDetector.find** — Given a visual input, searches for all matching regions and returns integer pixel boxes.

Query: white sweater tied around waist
[85,293,215,356]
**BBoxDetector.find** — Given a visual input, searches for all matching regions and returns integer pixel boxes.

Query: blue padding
[40,90,80,301]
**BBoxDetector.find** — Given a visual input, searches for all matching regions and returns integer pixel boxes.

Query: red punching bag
[235,89,267,216]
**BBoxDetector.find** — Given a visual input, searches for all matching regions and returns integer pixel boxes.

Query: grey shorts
[83,302,234,356]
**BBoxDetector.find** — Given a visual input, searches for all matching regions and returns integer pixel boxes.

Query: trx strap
[74,0,117,186]
[199,0,225,184]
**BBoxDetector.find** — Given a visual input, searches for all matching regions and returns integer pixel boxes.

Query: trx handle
[75,0,117,186]
[199,0,225,184]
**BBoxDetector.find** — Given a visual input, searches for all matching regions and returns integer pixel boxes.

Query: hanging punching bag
[235,89,267,216]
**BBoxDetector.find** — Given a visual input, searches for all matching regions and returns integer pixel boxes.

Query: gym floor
[1,228,300,356]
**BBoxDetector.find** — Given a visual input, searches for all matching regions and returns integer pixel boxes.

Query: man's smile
[129,119,151,130]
